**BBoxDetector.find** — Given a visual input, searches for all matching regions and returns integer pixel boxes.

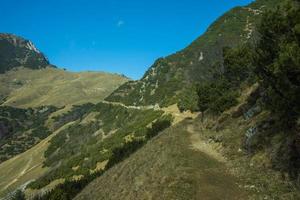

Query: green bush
[254,0,300,129]
[209,91,238,114]
[196,79,238,118]
[146,117,172,139]
[178,86,199,112]
[11,190,25,200]
[106,140,145,169]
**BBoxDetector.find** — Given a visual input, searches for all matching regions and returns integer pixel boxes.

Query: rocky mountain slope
[0,34,50,73]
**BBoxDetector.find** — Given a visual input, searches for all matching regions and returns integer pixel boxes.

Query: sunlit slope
[75,119,247,200]
[0,121,75,198]
[0,67,128,108]
[106,0,281,107]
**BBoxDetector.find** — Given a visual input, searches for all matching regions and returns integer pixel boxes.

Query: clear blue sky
[0,0,253,80]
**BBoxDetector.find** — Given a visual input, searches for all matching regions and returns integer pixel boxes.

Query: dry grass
[75,120,247,200]
[162,104,199,125]
[0,67,128,108]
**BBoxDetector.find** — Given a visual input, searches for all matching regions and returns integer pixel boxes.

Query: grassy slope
[0,121,75,198]
[106,0,281,107]
[189,85,300,199]
[76,85,300,200]
[0,67,128,108]
[26,103,164,192]
[75,119,248,200]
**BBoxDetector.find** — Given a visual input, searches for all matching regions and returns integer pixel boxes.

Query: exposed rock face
[0,33,50,73]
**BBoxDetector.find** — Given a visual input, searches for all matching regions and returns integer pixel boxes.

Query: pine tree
[254,0,300,128]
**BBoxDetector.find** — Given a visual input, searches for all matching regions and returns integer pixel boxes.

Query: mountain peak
[0,33,50,73]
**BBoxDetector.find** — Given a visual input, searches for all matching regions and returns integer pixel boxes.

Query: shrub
[146,117,172,139]
[11,190,25,200]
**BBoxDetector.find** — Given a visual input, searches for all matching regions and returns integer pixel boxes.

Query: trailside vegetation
[31,109,172,200]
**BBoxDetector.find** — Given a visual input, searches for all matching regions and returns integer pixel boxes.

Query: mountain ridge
[0,33,51,73]
[0,67,128,108]
[106,0,281,108]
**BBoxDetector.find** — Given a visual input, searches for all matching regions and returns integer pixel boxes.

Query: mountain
[0,34,129,170]
[1,0,300,199]
[0,34,129,107]
[106,0,281,108]
[0,34,50,73]
[77,0,300,199]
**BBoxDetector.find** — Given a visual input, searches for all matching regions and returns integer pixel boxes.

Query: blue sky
[0,0,253,80]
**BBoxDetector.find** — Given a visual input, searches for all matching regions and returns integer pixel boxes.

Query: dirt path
[187,124,226,163]
[4,156,33,190]
[75,120,248,200]
[0,121,76,198]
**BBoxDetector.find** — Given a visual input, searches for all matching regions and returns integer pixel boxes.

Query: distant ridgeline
[0,33,128,108]
[106,0,282,108]
[0,33,51,73]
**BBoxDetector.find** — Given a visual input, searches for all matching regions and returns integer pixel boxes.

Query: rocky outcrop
[0,33,50,73]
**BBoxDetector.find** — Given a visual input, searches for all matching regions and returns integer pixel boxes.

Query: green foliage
[32,170,104,200]
[177,86,199,112]
[197,79,238,116]
[254,0,300,128]
[11,190,25,200]
[29,106,171,199]
[28,103,163,190]
[209,91,238,114]
[146,115,173,139]
[197,84,213,114]
[52,104,94,129]
[106,58,183,107]
[223,45,254,85]
[0,106,58,163]
[105,139,144,169]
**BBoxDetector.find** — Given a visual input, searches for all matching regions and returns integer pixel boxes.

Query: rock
[243,104,262,120]
[232,103,249,118]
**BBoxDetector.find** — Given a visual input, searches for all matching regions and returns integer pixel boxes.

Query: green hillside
[0,106,58,163]
[76,103,300,199]
[77,0,300,199]
[106,0,281,107]
[75,119,249,200]
[0,102,170,199]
